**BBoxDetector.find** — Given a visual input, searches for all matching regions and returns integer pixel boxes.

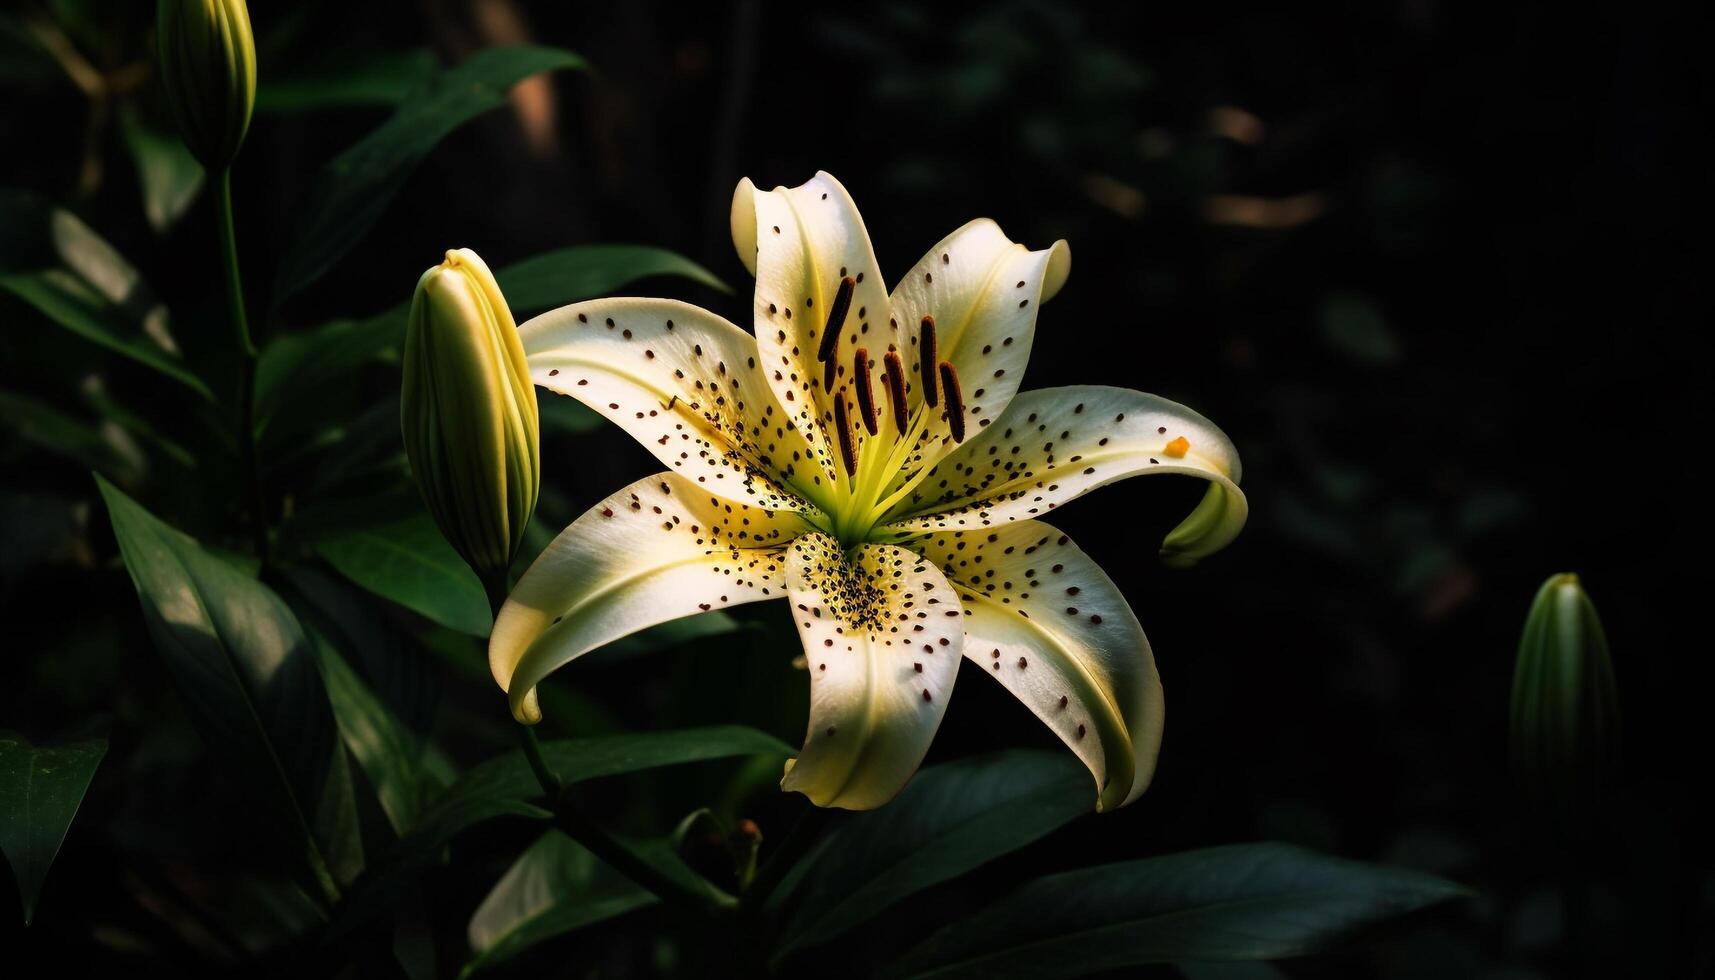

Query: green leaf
[461,830,655,978]
[882,843,1469,979]
[257,48,438,112]
[95,476,359,902]
[499,245,729,309]
[0,192,207,400]
[282,565,438,736]
[397,727,792,871]
[273,46,587,301]
[0,732,106,924]
[0,387,142,483]
[774,751,1089,958]
[118,105,204,233]
[305,627,426,837]
[0,270,211,401]
[314,511,492,637]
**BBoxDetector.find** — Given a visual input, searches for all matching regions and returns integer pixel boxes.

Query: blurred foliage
[0,0,1704,977]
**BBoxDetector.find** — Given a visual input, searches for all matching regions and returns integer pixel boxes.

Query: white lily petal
[521,297,831,513]
[780,532,963,809]
[734,173,896,484]
[886,220,1070,473]
[491,472,812,724]
[885,386,1247,567]
[916,522,1163,810]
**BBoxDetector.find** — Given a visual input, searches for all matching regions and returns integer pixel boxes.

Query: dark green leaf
[0,732,106,924]
[0,387,142,483]
[314,511,492,637]
[774,750,1089,957]
[883,843,1469,979]
[306,627,426,836]
[118,105,204,233]
[282,566,438,736]
[461,830,655,978]
[257,49,438,112]
[96,475,360,902]
[499,246,729,309]
[273,46,587,301]
[1,270,211,401]
[396,727,792,871]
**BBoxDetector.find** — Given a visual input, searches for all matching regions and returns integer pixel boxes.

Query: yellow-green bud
[155,0,257,170]
[401,249,540,588]
[1509,573,1621,815]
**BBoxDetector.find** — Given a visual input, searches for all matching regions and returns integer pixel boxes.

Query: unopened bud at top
[401,249,540,589]
[155,0,257,170]
[1509,573,1621,816]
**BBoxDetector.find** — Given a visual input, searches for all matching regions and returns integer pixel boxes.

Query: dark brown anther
[853,348,879,435]
[817,276,855,364]
[883,351,909,431]
[823,354,838,394]
[833,395,858,477]
[918,316,939,406]
[938,361,966,442]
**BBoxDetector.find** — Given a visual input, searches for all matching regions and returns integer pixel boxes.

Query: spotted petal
[780,533,963,809]
[491,473,811,724]
[884,219,1069,475]
[916,523,1163,810]
[885,386,1247,567]
[521,298,831,513]
[731,172,897,487]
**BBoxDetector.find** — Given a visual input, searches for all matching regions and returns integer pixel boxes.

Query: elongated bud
[1509,573,1621,818]
[155,0,257,170]
[401,249,540,588]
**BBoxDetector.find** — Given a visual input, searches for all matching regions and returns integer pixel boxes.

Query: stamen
[853,348,879,436]
[919,316,939,407]
[883,351,909,431]
[833,395,858,477]
[817,276,855,364]
[938,360,966,442]
[824,354,838,395]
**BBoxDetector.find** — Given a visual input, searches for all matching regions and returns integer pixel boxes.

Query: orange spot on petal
[1163,436,1191,458]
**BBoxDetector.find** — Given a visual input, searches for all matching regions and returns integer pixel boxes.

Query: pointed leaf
[273,46,587,301]
[774,750,1088,957]
[118,105,204,233]
[257,48,438,111]
[95,475,358,900]
[497,245,728,309]
[395,727,792,871]
[0,732,106,924]
[313,510,492,637]
[462,830,655,978]
[305,629,426,836]
[883,843,1468,979]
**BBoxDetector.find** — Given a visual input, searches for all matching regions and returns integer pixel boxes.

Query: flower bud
[155,0,257,170]
[402,249,540,588]
[1509,573,1621,815]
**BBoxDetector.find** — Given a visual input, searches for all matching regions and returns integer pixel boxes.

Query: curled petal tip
[1159,481,1248,568]
[729,178,759,276]
[511,686,543,725]
[1041,240,1072,301]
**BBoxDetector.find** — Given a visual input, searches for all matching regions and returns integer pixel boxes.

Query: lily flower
[490,173,1247,811]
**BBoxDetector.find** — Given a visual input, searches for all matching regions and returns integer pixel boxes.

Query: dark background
[2,0,1708,976]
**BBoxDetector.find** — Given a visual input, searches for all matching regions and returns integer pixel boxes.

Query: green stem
[490,590,733,919]
[215,168,268,564]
